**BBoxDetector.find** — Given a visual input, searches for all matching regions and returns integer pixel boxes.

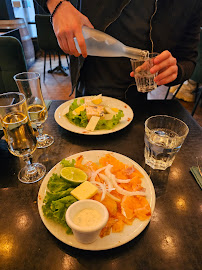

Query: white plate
[38,150,156,251]
[54,96,134,135]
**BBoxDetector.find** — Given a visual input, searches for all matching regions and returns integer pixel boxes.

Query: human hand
[47,0,94,57]
[130,50,178,85]
[150,50,178,85]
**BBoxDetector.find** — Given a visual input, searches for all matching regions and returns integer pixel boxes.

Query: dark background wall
[0,0,15,20]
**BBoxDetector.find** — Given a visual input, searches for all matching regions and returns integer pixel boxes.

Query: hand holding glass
[14,72,54,148]
[131,53,159,93]
[0,92,46,183]
[144,115,189,170]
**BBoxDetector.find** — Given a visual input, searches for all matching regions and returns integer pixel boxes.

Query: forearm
[47,0,69,13]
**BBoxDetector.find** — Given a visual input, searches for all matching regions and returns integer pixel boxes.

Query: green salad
[42,159,77,234]
[65,98,124,130]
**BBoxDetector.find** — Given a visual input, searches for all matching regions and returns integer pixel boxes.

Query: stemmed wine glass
[14,72,54,148]
[0,92,46,183]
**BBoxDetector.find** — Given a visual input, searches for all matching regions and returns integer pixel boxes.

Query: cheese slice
[85,116,100,131]
[105,107,116,115]
[70,181,98,200]
[62,107,70,116]
[102,114,113,120]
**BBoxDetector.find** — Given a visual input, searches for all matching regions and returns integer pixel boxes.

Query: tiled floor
[29,54,202,127]
[29,54,74,101]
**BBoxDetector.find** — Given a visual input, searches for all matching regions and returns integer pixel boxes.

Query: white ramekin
[65,199,109,244]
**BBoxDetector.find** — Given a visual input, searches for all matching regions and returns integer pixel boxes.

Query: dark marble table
[0,99,201,270]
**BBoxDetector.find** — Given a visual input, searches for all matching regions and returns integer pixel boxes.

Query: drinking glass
[0,92,46,183]
[131,53,159,93]
[14,72,54,148]
[144,115,189,170]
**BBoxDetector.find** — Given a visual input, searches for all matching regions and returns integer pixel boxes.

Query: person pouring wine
[35,0,201,101]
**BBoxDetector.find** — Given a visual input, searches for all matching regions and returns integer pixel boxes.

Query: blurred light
[16,214,30,230]
[161,235,177,256]
[170,167,182,181]
[176,197,187,211]
[0,234,14,258]
[151,209,160,222]
[62,255,77,269]
[16,210,32,231]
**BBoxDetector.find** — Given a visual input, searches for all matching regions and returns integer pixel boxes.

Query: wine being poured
[74,26,149,59]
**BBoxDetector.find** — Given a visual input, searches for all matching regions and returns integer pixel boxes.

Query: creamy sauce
[73,208,101,228]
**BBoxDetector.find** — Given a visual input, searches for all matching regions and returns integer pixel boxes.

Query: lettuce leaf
[66,98,124,130]
[60,159,75,167]
[66,98,88,127]
[66,110,88,127]
[43,188,74,204]
[42,194,77,233]
[47,173,73,193]
[43,175,77,234]
[95,110,124,130]
[42,159,79,234]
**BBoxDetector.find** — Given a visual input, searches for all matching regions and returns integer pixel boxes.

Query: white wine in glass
[14,72,54,148]
[0,92,46,183]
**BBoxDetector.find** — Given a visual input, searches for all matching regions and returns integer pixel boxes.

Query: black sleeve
[167,0,202,86]
[34,0,50,13]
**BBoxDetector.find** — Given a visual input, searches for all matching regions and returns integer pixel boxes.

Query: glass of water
[14,72,54,148]
[144,115,189,170]
[131,53,159,93]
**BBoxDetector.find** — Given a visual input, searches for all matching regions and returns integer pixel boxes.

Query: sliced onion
[115,178,131,183]
[105,166,147,197]
[112,177,146,196]
[90,166,108,182]
[106,192,121,203]
[104,164,113,179]
[91,181,106,201]
[98,173,113,189]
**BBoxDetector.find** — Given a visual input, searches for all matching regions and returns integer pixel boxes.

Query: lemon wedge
[73,105,85,115]
[92,94,102,105]
[60,167,88,186]
[111,108,119,113]
[92,99,102,105]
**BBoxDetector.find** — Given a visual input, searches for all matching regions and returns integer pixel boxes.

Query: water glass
[14,72,54,148]
[0,92,46,183]
[144,115,189,170]
[131,53,159,93]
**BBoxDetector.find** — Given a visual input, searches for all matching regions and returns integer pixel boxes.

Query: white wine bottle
[74,26,149,59]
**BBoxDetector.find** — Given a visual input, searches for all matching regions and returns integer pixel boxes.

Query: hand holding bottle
[47,0,94,57]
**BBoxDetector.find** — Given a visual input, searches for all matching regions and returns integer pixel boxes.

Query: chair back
[35,14,62,52]
[191,29,202,83]
[0,36,27,94]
